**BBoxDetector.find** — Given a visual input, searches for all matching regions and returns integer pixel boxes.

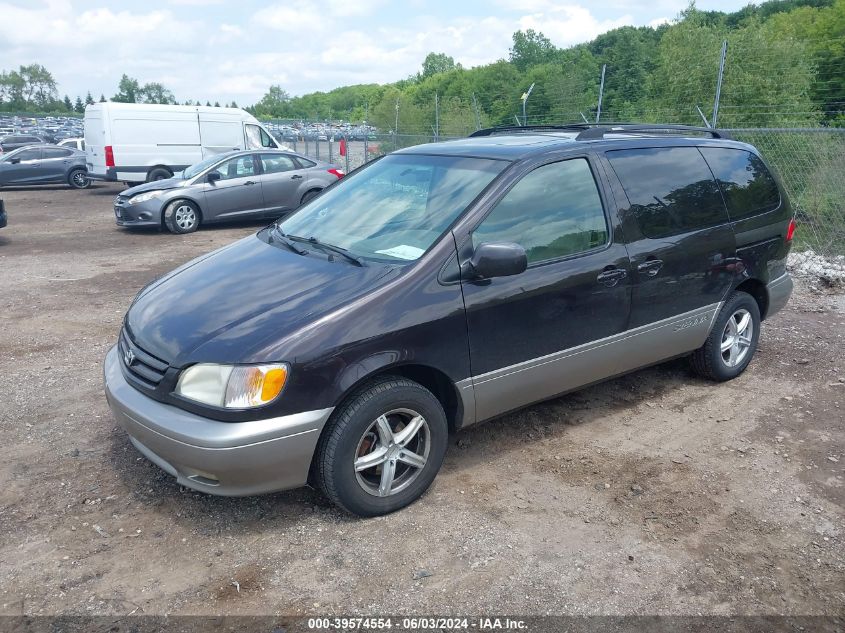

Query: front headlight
[129,190,165,204]
[175,363,288,409]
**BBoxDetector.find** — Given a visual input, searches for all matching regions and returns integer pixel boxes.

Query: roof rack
[469,123,730,141]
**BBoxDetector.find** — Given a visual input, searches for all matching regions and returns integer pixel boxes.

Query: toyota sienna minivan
[104,124,795,516]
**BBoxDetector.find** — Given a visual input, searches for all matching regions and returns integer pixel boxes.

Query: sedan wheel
[163,200,201,234]
[720,308,753,368]
[68,169,90,189]
[690,291,760,382]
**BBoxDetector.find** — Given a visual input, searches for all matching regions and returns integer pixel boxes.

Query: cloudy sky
[2,0,747,105]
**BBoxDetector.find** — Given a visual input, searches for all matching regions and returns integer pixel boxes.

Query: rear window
[699,148,780,220]
[43,147,72,158]
[607,147,729,239]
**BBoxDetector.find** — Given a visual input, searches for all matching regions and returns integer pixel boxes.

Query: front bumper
[765,272,793,319]
[113,197,163,227]
[103,346,333,496]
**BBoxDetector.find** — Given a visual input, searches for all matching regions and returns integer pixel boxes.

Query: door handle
[637,259,664,277]
[290,174,303,180]
[597,268,627,287]
[244,180,256,185]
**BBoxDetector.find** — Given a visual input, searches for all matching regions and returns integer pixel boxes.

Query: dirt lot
[0,183,842,619]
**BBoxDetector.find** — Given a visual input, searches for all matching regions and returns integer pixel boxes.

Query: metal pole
[394,99,399,150]
[713,40,728,128]
[363,102,369,162]
[521,83,534,126]
[696,105,712,128]
[434,92,439,142]
[580,112,589,124]
[596,64,606,124]
[471,93,481,131]
[344,138,350,173]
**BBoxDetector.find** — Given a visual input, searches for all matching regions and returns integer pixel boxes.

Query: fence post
[472,93,481,131]
[434,92,440,142]
[328,138,333,163]
[316,139,320,160]
[394,99,399,151]
[345,140,350,173]
[596,64,606,123]
[713,40,728,128]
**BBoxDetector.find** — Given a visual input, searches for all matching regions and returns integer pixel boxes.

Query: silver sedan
[113,149,344,234]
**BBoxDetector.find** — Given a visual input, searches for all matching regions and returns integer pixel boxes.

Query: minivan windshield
[183,154,230,180]
[277,154,507,263]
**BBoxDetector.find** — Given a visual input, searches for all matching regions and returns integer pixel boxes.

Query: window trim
[469,154,613,268]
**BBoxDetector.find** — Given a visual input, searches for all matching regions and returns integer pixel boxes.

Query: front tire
[314,376,448,517]
[691,291,761,382]
[163,200,201,234]
[68,168,90,189]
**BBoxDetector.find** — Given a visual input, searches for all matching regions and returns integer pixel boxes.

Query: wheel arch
[734,278,769,320]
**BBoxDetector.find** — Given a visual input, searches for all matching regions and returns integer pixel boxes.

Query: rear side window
[296,157,316,168]
[472,158,609,264]
[607,147,728,238]
[259,153,297,174]
[43,147,72,159]
[700,148,780,220]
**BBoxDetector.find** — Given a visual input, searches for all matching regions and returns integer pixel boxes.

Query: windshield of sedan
[277,154,507,264]
[182,154,230,179]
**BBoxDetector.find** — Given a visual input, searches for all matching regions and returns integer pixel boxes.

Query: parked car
[113,149,343,233]
[0,145,90,189]
[103,124,795,516]
[0,134,46,153]
[58,137,85,151]
[85,102,281,185]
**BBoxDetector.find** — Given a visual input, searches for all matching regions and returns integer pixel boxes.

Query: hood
[125,233,395,366]
[122,177,186,197]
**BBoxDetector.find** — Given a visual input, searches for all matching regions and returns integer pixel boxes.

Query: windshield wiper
[269,226,309,255]
[288,234,366,267]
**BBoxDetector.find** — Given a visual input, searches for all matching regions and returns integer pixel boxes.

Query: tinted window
[214,155,256,180]
[43,147,72,159]
[473,158,609,264]
[296,157,316,168]
[607,147,728,238]
[260,154,297,174]
[700,148,780,220]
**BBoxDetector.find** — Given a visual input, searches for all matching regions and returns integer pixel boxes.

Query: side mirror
[206,171,222,183]
[468,241,528,279]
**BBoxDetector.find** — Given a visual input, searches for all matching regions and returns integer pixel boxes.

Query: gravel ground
[0,183,842,618]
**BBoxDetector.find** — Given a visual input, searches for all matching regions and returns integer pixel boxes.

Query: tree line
[1,0,842,129]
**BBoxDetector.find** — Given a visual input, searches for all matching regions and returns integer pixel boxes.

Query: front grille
[119,329,169,387]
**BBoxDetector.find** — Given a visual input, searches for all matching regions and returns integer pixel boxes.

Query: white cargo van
[84,103,280,183]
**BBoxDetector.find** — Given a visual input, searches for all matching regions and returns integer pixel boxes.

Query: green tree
[85,91,94,105]
[254,85,290,116]
[62,95,73,111]
[419,52,456,80]
[138,82,175,104]
[113,74,140,102]
[509,30,559,71]
[74,96,85,113]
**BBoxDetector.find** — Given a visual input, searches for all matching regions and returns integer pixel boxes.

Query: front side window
[607,147,728,239]
[246,124,276,149]
[12,148,41,161]
[214,155,256,180]
[278,154,507,263]
[260,154,297,174]
[700,147,780,220]
[472,158,609,264]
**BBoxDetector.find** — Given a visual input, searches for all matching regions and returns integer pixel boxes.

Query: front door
[40,147,75,183]
[458,155,631,423]
[0,147,43,185]
[201,154,265,221]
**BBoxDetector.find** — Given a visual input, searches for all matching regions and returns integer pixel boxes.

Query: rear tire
[691,291,761,382]
[300,189,321,205]
[68,168,90,189]
[314,376,448,517]
[163,200,200,234]
[147,167,172,182]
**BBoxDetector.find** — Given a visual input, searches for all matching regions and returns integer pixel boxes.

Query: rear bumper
[103,346,333,496]
[765,273,793,319]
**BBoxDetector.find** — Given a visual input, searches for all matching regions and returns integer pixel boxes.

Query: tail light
[327,168,344,179]
[785,218,796,242]
[104,145,115,168]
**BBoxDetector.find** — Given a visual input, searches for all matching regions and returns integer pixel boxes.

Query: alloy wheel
[354,408,430,497]
[174,205,196,230]
[721,308,753,368]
